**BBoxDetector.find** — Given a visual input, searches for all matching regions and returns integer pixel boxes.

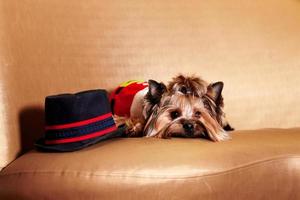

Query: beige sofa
[0,0,300,199]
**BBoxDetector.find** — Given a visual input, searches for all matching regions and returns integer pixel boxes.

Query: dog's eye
[170,111,181,120]
[180,86,187,94]
[194,111,201,118]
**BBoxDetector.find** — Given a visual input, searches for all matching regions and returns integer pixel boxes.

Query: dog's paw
[127,122,144,136]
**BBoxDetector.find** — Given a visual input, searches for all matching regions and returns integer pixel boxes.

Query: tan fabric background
[1,0,300,169]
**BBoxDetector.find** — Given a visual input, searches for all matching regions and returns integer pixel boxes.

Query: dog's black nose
[183,122,194,133]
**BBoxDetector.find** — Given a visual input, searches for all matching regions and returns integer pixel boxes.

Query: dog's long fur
[114,75,233,141]
[168,75,234,131]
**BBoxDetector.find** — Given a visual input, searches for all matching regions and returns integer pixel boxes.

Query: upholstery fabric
[0,0,300,189]
[1,128,300,199]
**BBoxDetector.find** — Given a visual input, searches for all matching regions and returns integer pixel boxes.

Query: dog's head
[144,75,230,141]
[168,74,232,130]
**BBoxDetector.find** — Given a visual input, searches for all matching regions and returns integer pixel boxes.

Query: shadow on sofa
[18,106,45,156]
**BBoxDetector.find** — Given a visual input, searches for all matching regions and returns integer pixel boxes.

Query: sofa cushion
[0,128,300,199]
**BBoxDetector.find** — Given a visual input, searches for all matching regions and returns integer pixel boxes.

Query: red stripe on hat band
[45,125,117,145]
[45,113,113,130]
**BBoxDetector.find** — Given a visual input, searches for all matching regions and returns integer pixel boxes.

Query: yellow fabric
[119,80,145,87]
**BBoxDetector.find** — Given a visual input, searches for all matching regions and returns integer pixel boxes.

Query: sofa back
[1,0,300,169]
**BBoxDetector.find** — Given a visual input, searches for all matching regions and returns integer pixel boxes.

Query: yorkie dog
[167,75,234,132]
[113,75,233,141]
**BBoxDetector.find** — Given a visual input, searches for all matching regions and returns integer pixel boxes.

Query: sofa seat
[0,128,299,199]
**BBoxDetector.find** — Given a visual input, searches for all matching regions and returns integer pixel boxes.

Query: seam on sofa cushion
[0,155,299,180]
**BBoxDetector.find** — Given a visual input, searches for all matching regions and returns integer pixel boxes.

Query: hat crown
[45,89,110,126]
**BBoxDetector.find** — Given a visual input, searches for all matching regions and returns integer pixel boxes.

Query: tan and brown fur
[114,75,232,141]
[144,94,229,141]
[168,74,233,131]
[167,75,208,97]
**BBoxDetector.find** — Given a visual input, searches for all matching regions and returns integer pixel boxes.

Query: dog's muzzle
[183,122,194,136]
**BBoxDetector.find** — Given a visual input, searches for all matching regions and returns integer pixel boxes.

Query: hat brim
[35,126,126,152]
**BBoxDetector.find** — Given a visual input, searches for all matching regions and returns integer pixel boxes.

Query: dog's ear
[207,82,224,102]
[147,80,167,104]
[206,82,234,131]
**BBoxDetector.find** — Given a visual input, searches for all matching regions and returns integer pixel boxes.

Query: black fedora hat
[35,89,125,152]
